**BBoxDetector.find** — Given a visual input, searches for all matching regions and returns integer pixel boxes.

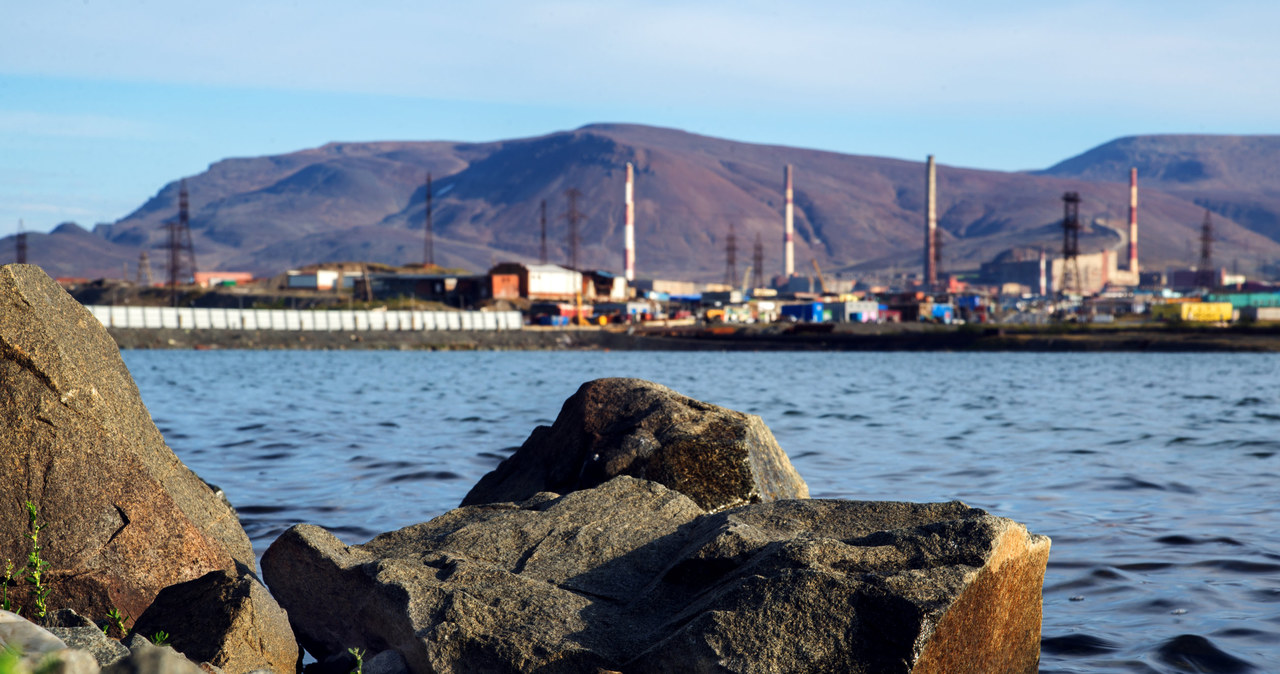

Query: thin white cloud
[16,202,97,216]
[0,110,153,139]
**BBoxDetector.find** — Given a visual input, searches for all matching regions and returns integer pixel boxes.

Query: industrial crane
[811,259,830,295]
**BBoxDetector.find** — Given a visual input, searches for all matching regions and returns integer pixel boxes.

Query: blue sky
[3,0,1278,237]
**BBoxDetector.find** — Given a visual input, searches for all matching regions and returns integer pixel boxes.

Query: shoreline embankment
[107,323,1280,352]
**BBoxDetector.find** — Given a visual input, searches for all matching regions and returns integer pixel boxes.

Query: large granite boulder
[130,568,300,674]
[264,476,1049,673]
[461,378,808,511]
[0,264,254,621]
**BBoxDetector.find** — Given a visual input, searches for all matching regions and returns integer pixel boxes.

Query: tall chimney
[924,155,937,287]
[624,162,636,281]
[784,164,795,277]
[1128,167,1139,274]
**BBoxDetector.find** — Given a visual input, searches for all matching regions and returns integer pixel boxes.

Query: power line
[137,250,152,286]
[723,222,737,286]
[753,232,764,290]
[165,179,198,306]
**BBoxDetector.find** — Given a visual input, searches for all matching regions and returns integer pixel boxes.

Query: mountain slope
[1039,135,1280,250]
[12,126,1280,281]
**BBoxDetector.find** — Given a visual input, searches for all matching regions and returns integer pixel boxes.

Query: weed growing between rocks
[22,503,49,620]
[2,502,50,620]
[149,630,170,647]
[0,646,18,674]
[105,606,131,639]
[347,647,365,674]
[1,560,14,614]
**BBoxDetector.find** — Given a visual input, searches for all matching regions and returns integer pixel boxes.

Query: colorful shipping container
[780,303,827,323]
[1205,292,1280,308]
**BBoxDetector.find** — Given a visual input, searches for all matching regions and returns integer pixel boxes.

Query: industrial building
[364,271,491,306]
[980,247,1130,296]
[490,263,583,302]
[285,263,367,291]
[194,271,254,288]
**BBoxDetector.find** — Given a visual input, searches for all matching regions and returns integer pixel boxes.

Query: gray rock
[364,650,409,674]
[130,567,299,674]
[44,610,128,667]
[117,624,225,674]
[120,633,155,653]
[24,648,101,674]
[102,644,206,674]
[0,264,255,621]
[264,476,1050,673]
[44,610,97,629]
[0,609,67,656]
[462,378,808,511]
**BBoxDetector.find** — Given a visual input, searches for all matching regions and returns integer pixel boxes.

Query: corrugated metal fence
[85,306,524,331]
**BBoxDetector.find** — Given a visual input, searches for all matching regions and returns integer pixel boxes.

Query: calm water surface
[123,350,1280,673]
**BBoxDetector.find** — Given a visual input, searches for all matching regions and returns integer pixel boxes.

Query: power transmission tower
[752,232,764,290]
[165,179,198,306]
[564,188,584,270]
[424,173,434,267]
[138,250,153,285]
[723,222,737,286]
[1060,192,1082,297]
[1198,209,1215,288]
[15,219,26,264]
[539,199,548,264]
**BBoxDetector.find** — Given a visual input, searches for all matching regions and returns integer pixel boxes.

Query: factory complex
[47,159,1279,329]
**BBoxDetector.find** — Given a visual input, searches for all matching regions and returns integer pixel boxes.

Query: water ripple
[122,350,1280,673]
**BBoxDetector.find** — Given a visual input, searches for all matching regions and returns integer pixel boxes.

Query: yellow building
[1150,302,1234,322]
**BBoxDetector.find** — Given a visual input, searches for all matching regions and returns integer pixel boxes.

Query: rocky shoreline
[3,264,1050,673]
[105,322,1280,352]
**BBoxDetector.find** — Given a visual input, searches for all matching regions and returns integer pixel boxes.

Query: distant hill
[1039,135,1280,246]
[8,125,1280,281]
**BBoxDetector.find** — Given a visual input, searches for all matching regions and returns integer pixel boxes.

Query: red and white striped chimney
[1128,167,1139,274]
[784,164,795,277]
[624,162,635,282]
[925,155,937,287]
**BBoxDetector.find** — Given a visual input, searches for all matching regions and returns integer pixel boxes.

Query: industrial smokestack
[624,162,636,281]
[783,165,795,277]
[924,155,937,288]
[1128,167,1139,274]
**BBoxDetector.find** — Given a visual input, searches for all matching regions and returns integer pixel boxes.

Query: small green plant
[149,631,170,647]
[0,645,23,674]
[23,502,50,620]
[105,607,131,639]
[347,647,365,674]
[1,559,16,614]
